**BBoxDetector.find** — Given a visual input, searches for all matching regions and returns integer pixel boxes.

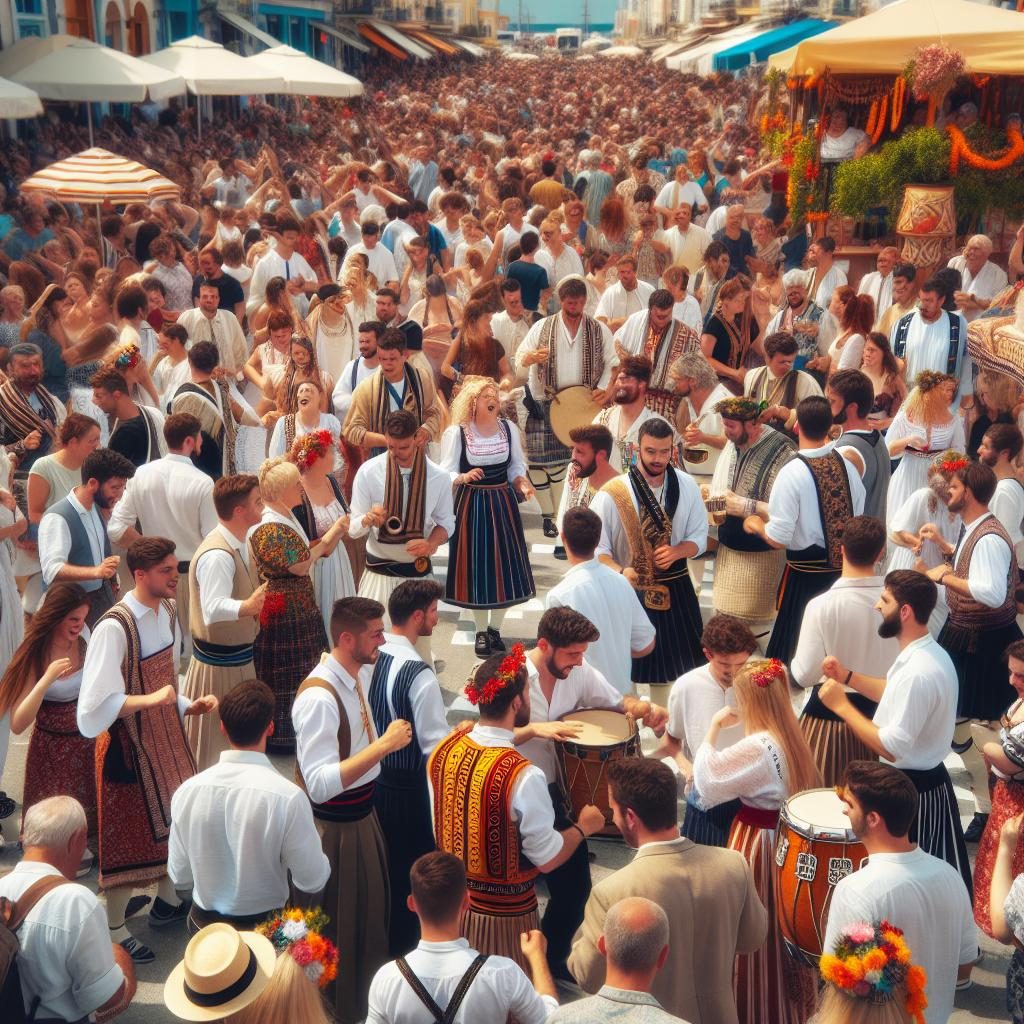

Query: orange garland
[871,94,888,144]
[865,99,879,137]
[946,124,1024,174]
[890,76,906,133]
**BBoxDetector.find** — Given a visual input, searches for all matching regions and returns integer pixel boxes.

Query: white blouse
[439,423,528,482]
[692,731,789,811]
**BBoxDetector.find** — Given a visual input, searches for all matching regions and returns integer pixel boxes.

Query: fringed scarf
[380,447,427,544]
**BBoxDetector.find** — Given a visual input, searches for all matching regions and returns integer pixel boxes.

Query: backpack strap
[394,953,489,1024]
[5,875,72,932]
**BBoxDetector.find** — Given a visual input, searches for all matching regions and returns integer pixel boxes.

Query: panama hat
[164,924,277,1021]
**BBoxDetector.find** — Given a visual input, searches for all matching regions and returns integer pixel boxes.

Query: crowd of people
[1,49,1024,1024]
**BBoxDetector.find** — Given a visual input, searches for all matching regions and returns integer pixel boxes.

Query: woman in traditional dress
[289,430,355,636]
[251,457,345,753]
[885,372,964,528]
[269,380,343,473]
[701,276,761,395]
[692,657,821,1024]
[0,583,95,873]
[440,376,535,657]
[861,331,906,429]
[973,638,1024,939]
[990,812,1024,1024]
[244,309,293,405]
[304,284,356,385]
[399,237,444,317]
[439,299,514,401]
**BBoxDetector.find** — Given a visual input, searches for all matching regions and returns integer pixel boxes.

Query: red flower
[260,592,286,627]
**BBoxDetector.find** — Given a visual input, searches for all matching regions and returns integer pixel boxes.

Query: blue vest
[42,496,110,593]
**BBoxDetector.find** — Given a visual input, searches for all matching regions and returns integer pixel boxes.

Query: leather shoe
[964,812,989,843]
[474,631,491,657]
[543,517,558,538]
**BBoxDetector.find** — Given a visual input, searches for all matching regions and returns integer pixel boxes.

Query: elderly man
[947,234,1009,323]
[858,246,900,328]
[819,108,870,161]
[655,204,712,281]
[765,269,831,372]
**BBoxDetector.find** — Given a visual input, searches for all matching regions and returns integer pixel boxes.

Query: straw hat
[164,924,277,1022]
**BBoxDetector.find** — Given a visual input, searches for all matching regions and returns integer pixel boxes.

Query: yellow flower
[843,956,866,980]
[863,948,888,971]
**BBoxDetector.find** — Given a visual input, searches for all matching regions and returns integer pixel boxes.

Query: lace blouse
[692,731,789,811]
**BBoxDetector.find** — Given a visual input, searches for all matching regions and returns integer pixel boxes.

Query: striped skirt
[446,481,535,609]
[799,688,878,789]
[903,763,973,899]
[681,796,740,848]
[525,399,571,466]
[632,568,705,685]
[973,779,1024,936]
[729,818,817,1024]
[462,904,541,975]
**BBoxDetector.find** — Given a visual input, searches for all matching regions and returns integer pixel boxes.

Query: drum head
[549,386,602,447]
[785,788,855,836]
[560,708,635,745]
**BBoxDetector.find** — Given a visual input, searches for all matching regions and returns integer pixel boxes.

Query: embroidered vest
[188,530,261,647]
[795,452,854,567]
[947,516,1018,628]
[427,731,540,914]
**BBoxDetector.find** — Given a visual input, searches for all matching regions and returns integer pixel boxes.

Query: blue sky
[496,0,618,26]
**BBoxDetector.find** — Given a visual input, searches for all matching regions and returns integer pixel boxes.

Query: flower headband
[114,342,141,371]
[714,395,763,422]
[914,369,955,393]
[291,429,335,471]
[749,658,785,688]
[257,907,338,989]
[935,452,968,475]
[466,643,526,705]
[820,920,927,1023]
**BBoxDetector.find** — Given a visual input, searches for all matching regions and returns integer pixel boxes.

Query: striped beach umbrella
[18,148,180,205]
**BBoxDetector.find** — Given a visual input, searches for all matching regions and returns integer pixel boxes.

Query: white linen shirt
[38,491,105,591]
[490,310,535,368]
[888,308,973,403]
[672,295,704,336]
[667,664,743,762]
[790,576,899,690]
[823,849,977,1024]
[947,255,1008,322]
[0,861,125,1022]
[519,657,623,784]
[655,223,712,274]
[349,453,455,563]
[545,559,655,694]
[763,443,865,550]
[857,270,894,328]
[195,523,251,625]
[168,750,330,914]
[77,592,187,737]
[873,634,958,769]
[516,314,615,401]
[953,512,1013,608]
[655,179,708,214]
[248,247,316,318]
[367,938,556,1024]
[378,634,449,757]
[175,308,248,375]
[592,467,708,567]
[107,453,218,559]
[811,264,848,311]
[988,479,1024,565]
[594,281,655,324]
[332,356,376,420]
[292,652,378,804]
[347,242,399,289]
[439,422,528,484]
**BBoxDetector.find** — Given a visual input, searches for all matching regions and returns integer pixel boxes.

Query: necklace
[318,312,351,338]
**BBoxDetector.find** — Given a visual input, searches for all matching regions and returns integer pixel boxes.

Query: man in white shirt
[979,423,1024,566]
[333,320,382,423]
[654,164,709,226]
[39,447,134,628]
[546,507,656,692]
[537,218,585,312]
[674,351,731,482]
[0,797,135,1021]
[169,679,329,934]
[818,568,973,895]
[367,851,558,1024]
[348,221,400,293]
[807,236,848,311]
[947,233,1008,323]
[792,515,899,787]
[107,413,218,664]
[857,246,899,329]
[370,579,450,955]
[825,760,978,1023]
[655,613,757,848]
[491,280,539,371]
[246,213,317,319]
[654,204,712,280]
[595,257,655,333]
[152,323,191,412]
[176,282,248,378]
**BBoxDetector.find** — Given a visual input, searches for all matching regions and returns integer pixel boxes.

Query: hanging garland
[947,124,1024,174]
[870,95,889,144]
[890,76,906,133]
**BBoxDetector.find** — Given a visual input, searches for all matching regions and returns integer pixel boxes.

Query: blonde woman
[440,376,535,657]
[250,457,340,753]
[693,657,821,1024]
[226,953,332,1024]
[885,371,964,528]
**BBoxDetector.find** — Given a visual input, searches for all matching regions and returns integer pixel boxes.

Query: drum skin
[549,386,603,448]
[775,788,868,965]
[557,709,641,837]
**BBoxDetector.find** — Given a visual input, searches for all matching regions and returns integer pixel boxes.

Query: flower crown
[291,429,335,471]
[114,342,141,370]
[465,643,526,705]
[749,658,785,688]
[820,920,927,1023]
[714,395,763,422]
[933,448,968,475]
[914,369,955,393]
[257,907,339,989]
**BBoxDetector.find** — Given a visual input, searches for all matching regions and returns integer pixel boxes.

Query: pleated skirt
[765,556,840,666]
[799,689,878,789]
[939,619,1023,720]
[903,763,974,899]
[446,481,535,609]
[974,779,1024,936]
[681,797,740,848]
[182,657,255,772]
[462,904,541,974]
[729,820,817,1024]
[632,572,705,685]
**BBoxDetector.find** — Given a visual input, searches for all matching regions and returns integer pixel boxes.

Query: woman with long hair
[885,372,964,528]
[409,273,464,384]
[61,271,92,343]
[265,334,333,422]
[860,331,906,428]
[268,380,342,468]
[813,287,875,379]
[304,283,356,384]
[0,583,96,871]
[584,249,611,317]
[341,258,377,329]
[967,370,1020,460]
[598,196,631,272]
[440,299,513,401]
[441,376,535,657]
[701,275,761,394]
[399,236,444,316]
[23,284,71,402]
[692,657,821,1024]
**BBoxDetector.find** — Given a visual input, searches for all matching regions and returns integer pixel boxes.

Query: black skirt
[938,618,1023,720]
[681,797,741,848]
[765,546,840,665]
[631,564,705,685]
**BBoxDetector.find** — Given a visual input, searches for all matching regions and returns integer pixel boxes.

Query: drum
[557,709,641,837]
[549,386,603,447]
[775,788,867,966]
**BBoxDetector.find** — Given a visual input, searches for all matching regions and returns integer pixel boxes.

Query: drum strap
[395,954,489,1024]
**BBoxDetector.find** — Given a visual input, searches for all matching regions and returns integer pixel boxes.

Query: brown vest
[947,514,1019,628]
[188,528,261,646]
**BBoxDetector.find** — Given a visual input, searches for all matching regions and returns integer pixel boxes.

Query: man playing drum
[515,277,615,540]
[513,607,666,980]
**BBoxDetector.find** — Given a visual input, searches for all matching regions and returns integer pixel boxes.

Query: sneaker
[487,628,507,653]
[964,812,989,843]
[553,545,567,560]
[76,848,94,878]
[955,976,973,992]
[474,631,491,657]
[119,935,155,965]
[0,791,15,819]
[148,896,191,928]
[542,517,558,539]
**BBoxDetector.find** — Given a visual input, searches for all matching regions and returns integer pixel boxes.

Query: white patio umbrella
[11,37,185,146]
[0,34,73,78]
[141,36,284,137]
[0,76,44,119]
[599,45,645,58]
[250,45,363,98]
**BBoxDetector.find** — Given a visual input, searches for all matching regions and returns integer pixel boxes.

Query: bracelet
[843,670,853,687]
[571,823,586,841]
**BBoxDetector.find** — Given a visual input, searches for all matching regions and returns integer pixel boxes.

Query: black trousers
[541,782,591,976]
